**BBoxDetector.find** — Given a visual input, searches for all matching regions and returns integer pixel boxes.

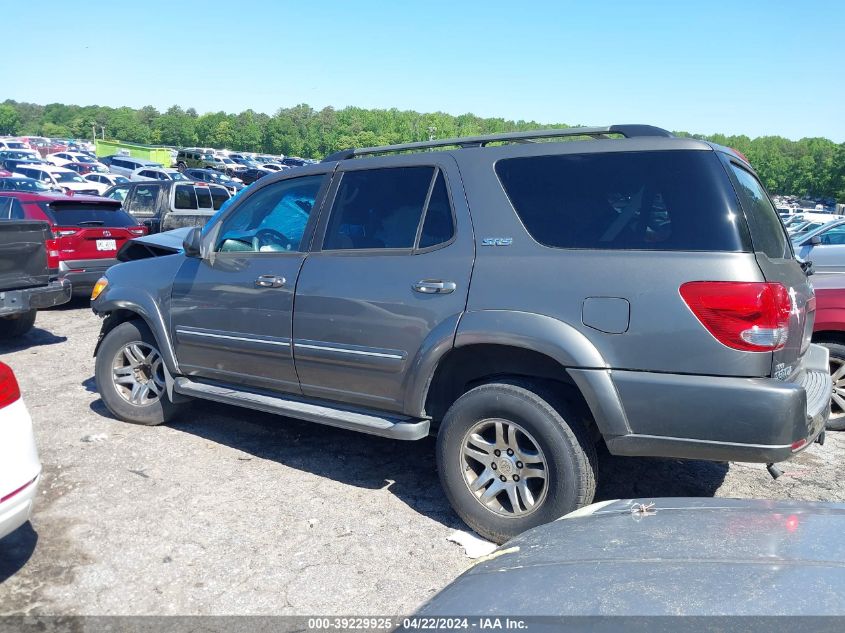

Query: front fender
[91,254,184,374]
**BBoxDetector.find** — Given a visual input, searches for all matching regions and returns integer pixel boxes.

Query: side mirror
[809,235,822,246]
[183,226,203,258]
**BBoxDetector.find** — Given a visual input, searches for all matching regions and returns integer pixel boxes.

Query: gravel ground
[0,303,843,616]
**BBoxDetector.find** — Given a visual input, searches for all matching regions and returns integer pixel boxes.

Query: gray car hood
[116,227,192,262]
[418,498,845,617]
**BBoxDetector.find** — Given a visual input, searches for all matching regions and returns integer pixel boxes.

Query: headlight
[90,277,108,301]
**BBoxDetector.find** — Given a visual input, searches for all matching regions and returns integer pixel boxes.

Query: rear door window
[323,167,434,250]
[728,163,791,259]
[495,150,750,252]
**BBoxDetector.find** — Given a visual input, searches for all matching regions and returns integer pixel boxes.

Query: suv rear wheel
[436,381,597,544]
[95,320,186,425]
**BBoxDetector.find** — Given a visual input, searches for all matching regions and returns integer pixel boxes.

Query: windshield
[0,177,50,192]
[170,172,190,181]
[54,172,86,183]
[76,156,96,164]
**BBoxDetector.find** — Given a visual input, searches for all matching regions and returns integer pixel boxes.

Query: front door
[292,157,474,413]
[170,172,330,393]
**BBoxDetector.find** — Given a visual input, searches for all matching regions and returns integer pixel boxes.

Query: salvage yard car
[91,125,830,543]
[0,191,146,296]
[0,203,71,337]
[0,362,41,541]
[103,180,230,233]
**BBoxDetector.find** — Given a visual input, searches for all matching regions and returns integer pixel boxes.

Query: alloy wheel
[111,341,166,406]
[460,418,549,517]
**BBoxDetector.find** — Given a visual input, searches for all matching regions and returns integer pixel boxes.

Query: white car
[85,173,130,188]
[13,164,109,195]
[0,139,30,151]
[0,362,41,541]
[48,152,108,172]
[129,166,190,182]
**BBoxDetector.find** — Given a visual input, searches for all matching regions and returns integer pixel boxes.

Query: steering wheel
[253,228,292,251]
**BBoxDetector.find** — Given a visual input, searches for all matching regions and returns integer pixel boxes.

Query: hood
[418,498,845,616]
[116,226,192,262]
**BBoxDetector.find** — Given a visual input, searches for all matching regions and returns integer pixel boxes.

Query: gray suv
[91,125,830,543]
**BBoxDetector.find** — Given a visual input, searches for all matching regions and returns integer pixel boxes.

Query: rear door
[292,156,473,413]
[724,158,814,377]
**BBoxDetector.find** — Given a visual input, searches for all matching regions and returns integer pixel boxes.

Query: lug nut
[491,462,497,470]
[513,475,520,482]
[499,475,507,482]
[516,461,523,468]
[507,448,514,456]
[494,449,501,457]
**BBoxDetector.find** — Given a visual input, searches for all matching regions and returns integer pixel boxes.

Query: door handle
[255,274,286,288]
[412,280,457,294]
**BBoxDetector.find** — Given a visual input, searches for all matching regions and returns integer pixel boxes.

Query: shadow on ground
[0,328,67,354]
[0,523,38,584]
[85,388,729,530]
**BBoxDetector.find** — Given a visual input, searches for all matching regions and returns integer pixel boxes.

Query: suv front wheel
[95,320,186,425]
[436,381,597,544]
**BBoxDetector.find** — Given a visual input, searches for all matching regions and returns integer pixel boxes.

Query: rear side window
[496,150,749,252]
[728,163,790,259]
[196,187,212,209]
[209,187,230,210]
[323,167,434,250]
[419,171,455,248]
[0,197,25,220]
[38,203,139,227]
[174,184,198,210]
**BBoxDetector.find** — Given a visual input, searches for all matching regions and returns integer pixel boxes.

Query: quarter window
[729,163,790,259]
[174,184,197,209]
[418,171,455,248]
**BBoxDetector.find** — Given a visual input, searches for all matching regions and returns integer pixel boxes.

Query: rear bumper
[0,279,71,316]
[59,258,117,294]
[603,344,831,463]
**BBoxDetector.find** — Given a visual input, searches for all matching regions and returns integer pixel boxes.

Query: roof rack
[322,124,673,162]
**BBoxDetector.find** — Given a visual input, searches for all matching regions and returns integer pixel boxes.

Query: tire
[0,310,36,339]
[436,381,597,544]
[94,320,186,426]
[817,340,845,431]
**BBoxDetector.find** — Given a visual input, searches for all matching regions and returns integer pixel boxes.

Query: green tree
[0,104,20,134]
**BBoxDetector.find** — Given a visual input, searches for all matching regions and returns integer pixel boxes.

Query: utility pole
[101,126,106,140]
[91,123,96,141]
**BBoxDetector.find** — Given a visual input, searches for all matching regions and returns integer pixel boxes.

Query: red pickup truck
[0,192,147,295]
[811,273,845,431]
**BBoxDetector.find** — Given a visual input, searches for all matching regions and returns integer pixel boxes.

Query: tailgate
[57,226,141,260]
[0,221,51,291]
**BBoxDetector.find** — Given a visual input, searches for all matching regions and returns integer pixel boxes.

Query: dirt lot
[1,302,843,615]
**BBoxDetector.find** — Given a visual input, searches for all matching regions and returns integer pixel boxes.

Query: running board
[173,377,429,440]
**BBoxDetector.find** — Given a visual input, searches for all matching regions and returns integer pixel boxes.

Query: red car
[0,192,147,295]
[811,273,845,431]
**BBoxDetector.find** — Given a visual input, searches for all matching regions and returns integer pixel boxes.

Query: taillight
[53,227,79,237]
[45,238,60,269]
[0,362,21,409]
[680,281,791,352]
[128,227,147,236]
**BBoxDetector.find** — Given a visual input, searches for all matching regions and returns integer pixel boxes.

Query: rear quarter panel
[453,141,772,377]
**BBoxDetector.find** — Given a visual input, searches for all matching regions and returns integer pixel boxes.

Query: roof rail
[322,124,673,162]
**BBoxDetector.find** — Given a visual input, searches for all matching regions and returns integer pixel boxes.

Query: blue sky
[3,0,843,141]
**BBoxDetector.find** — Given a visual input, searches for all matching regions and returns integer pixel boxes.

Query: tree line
[1,99,842,201]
